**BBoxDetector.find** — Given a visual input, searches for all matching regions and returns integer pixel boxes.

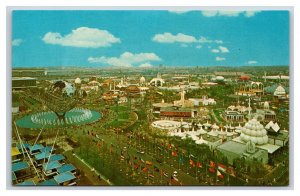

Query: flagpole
[196,157,198,180]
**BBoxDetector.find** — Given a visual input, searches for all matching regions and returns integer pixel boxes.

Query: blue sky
[12,10,290,68]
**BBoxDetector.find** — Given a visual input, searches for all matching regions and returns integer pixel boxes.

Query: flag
[227,167,236,177]
[168,143,172,149]
[189,159,195,167]
[217,170,224,179]
[134,164,139,169]
[197,161,202,168]
[142,167,148,172]
[218,163,226,172]
[210,161,216,168]
[179,156,183,165]
[172,151,177,157]
[209,167,215,173]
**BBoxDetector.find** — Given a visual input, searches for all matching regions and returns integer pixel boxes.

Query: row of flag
[92,132,236,181]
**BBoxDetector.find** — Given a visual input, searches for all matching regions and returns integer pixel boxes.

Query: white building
[149,73,165,87]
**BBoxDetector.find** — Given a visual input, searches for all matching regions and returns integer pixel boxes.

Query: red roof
[240,75,250,80]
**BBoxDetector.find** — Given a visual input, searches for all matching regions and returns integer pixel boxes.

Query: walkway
[73,153,114,185]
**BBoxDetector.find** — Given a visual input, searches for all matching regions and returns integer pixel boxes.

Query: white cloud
[247,60,258,64]
[168,10,191,14]
[216,56,226,61]
[139,62,153,68]
[198,36,223,44]
[219,46,229,53]
[211,46,229,53]
[211,49,220,53]
[153,33,223,46]
[88,52,161,67]
[201,11,260,17]
[196,45,202,49]
[152,32,198,43]
[12,39,23,46]
[42,27,120,48]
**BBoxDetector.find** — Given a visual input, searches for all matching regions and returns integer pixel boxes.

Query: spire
[157,72,161,79]
[248,97,251,116]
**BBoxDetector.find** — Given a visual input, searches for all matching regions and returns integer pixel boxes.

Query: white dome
[216,76,225,81]
[75,77,81,84]
[240,118,268,145]
[274,85,286,96]
[251,137,258,144]
[140,76,146,83]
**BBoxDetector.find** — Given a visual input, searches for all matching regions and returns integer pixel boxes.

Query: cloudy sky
[12,10,289,67]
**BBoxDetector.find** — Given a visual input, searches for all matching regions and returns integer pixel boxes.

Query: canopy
[54,171,76,184]
[57,164,76,174]
[29,144,44,152]
[16,180,36,186]
[49,154,65,162]
[12,161,29,172]
[35,152,51,161]
[12,147,21,157]
[43,161,62,171]
[16,143,30,150]
[40,146,53,153]
[37,179,58,186]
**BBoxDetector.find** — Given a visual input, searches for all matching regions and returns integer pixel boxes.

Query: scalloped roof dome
[240,118,268,145]
[274,85,286,96]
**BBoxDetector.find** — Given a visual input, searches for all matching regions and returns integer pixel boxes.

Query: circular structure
[149,73,165,87]
[240,118,268,145]
[16,108,102,129]
[151,120,182,131]
[32,80,87,121]
[52,80,76,96]
[274,85,286,96]
[215,76,225,81]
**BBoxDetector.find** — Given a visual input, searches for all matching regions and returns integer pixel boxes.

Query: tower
[180,88,185,105]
